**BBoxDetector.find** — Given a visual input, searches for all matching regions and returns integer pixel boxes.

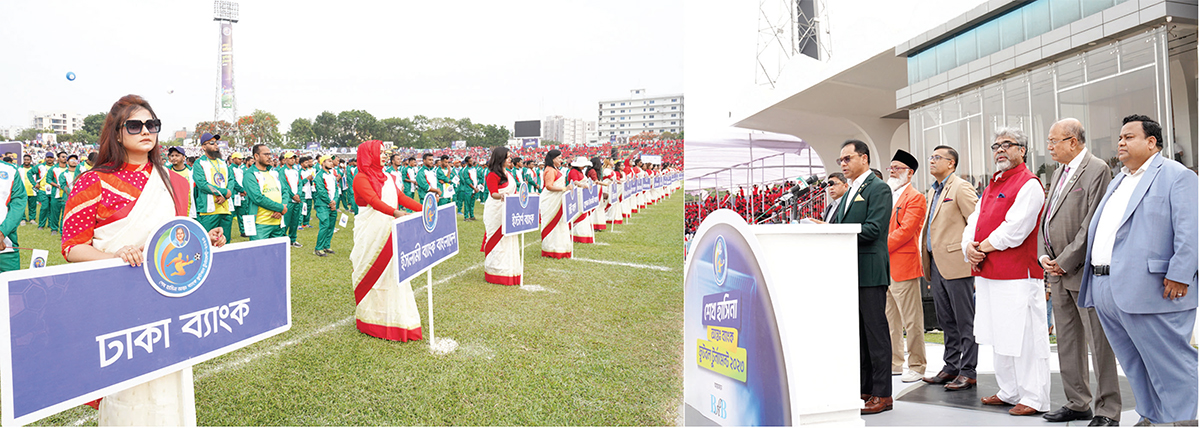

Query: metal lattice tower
[755,0,831,88]
[797,0,831,61]
[213,1,239,129]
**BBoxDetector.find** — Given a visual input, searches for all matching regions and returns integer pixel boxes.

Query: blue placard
[393,193,460,284]
[564,187,580,224]
[580,185,601,213]
[623,180,634,200]
[0,229,291,426]
[502,185,540,236]
[684,212,789,426]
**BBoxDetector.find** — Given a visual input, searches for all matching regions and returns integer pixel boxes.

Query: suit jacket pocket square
[854,195,865,202]
[943,198,953,202]
[998,193,1006,198]
[1071,187,1082,192]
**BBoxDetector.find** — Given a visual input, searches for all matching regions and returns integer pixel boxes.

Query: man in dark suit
[1037,118,1120,426]
[816,140,893,414]
[822,172,848,223]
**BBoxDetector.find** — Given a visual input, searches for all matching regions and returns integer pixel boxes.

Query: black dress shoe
[1044,406,1093,422]
[1088,416,1119,426]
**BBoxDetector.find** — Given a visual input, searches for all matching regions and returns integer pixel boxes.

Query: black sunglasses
[124,119,162,135]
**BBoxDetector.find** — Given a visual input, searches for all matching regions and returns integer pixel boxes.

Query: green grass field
[17,191,683,426]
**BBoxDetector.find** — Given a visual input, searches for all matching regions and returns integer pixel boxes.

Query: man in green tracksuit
[437,155,453,206]
[18,155,36,224]
[45,151,68,234]
[313,155,340,256]
[457,156,477,221]
[275,152,303,247]
[344,158,358,214]
[193,133,234,241]
[227,153,247,238]
[35,153,53,229]
[243,144,287,240]
[415,153,443,202]
[56,155,83,230]
[0,156,28,272]
[298,156,314,229]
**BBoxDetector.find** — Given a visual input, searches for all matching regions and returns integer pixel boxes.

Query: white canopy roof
[684,127,826,191]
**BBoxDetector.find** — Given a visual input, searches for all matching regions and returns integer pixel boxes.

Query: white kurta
[962,172,1050,411]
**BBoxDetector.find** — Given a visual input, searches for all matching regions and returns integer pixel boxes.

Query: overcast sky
[0,0,683,134]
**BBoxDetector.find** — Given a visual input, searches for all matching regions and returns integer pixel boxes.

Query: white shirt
[961,171,1045,263]
[1040,148,1088,264]
[844,171,869,215]
[1090,156,1153,265]
[891,182,910,207]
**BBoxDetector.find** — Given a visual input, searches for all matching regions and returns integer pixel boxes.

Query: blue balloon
[66,72,76,81]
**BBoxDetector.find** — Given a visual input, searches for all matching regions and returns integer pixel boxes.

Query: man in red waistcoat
[963,127,1050,416]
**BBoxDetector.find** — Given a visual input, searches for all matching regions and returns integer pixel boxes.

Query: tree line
[5,110,514,150]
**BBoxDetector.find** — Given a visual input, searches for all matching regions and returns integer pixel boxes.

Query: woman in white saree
[62,94,226,427]
[480,147,522,284]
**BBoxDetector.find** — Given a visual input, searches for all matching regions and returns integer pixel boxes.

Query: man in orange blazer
[884,149,928,383]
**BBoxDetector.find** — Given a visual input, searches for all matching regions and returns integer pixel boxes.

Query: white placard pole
[427,269,433,342]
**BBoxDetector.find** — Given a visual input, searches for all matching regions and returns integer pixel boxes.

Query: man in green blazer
[828,139,894,414]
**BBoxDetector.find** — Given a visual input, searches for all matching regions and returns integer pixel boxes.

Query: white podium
[748,223,864,426]
[684,210,864,426]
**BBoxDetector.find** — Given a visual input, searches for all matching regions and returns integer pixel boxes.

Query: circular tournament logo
[32,257,45,268]
[0,171,8,180]
[422,192,438,233]
[222,26,231,36]
[212,171,226,188]
[144,218,213,297]
[713,235,728,286]
[519,183,529,208]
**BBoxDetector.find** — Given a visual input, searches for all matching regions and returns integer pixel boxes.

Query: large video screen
[514,120,540,138]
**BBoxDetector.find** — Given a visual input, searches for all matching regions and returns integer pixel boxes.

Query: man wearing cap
[193,133,234,240]
[228,153,248,238]
[313,155,340,256]
[885,149,928,383]
[275,152,303,248]
[167,146,196,218]
[35,153,52,229]
[965,127,1050,416]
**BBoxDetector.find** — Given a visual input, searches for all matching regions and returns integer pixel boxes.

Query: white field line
[571,257,672,271]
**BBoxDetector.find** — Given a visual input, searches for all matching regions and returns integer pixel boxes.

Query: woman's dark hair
[93,94,176,207]
[590,156,603,178]
[543,149,561,167]
[487,147,509,187]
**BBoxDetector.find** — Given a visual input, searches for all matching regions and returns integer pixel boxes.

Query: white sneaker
[901,369,923,383]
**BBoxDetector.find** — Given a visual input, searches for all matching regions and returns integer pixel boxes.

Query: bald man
[1038,119,1120,426]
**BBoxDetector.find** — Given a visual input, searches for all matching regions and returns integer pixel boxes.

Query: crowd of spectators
[685,179,829,236]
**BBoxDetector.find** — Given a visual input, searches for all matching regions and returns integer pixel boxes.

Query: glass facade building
[905,23,1196,192]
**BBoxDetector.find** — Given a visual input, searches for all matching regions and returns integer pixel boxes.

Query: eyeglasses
[825,181,840,186]
[990,141,1024,151]
[124,119,161,135]
[887,166,910,172]
[835,154,858,165]
[929,155,947,162]
[1045,136,1075,146]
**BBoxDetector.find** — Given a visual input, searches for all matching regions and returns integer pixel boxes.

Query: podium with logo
[683,210,863,426]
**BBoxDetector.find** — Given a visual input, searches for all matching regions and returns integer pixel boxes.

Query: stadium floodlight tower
[213,1,239,129]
